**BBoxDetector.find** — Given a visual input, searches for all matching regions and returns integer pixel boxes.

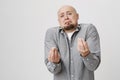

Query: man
[44,5,101,80]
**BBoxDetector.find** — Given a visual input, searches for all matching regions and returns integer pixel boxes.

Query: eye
[68,12,72,15]
[60,15,64,18]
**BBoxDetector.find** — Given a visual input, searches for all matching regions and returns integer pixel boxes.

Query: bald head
[57,5,79,32]
[57,5,77,15]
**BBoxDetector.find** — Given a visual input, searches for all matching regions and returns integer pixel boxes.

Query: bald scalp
[57,5,77,15]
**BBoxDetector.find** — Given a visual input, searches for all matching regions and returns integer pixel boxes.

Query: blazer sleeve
[44,28,62,74]
[81,24,101,71]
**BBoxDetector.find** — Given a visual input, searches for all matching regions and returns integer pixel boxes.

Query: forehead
[58,6,76,15]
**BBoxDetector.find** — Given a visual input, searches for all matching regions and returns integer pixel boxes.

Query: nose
[64,15,69,20]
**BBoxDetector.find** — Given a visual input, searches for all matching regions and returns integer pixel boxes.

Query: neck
[64,28,76,33]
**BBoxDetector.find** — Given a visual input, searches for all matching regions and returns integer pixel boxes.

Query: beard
[63,24,75,31]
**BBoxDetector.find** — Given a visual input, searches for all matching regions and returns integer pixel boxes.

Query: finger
[51,47,58,54]
[51,53,55,62]
[78,38,84,50]
[81,39,89,51]
[81,38,86,50]
[78,38,82,47]
[77,38,82,51]
[54,48,60,62]
[85,42,89,50]
[50,47,55,62]
[54,50,60,63]
[54,49,58,59]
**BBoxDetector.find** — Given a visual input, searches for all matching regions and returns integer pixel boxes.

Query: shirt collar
[59,24,81,34]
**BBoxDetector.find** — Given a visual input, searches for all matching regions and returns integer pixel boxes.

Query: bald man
[44,5,101,80]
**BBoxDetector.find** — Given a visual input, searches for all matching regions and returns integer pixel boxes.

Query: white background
[0,0,120,80]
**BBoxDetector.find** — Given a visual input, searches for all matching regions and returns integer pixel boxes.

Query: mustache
[64,21,72,25]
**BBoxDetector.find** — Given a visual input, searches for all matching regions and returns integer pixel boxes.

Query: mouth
[64,21,71,25]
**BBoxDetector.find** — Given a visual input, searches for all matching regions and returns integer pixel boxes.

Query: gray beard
[63,24,75,30]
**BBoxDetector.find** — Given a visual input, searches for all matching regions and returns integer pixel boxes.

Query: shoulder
[46,26,59,34]
[79,23,96,28]
[79,23,97,32]
[45,26,60,38]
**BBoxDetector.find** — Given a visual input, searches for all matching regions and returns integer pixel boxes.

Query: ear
[77,13,79,19]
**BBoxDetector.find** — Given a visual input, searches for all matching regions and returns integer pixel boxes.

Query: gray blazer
[44,24,101,80]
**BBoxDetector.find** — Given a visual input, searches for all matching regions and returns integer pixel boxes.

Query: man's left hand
[77,38,90,57]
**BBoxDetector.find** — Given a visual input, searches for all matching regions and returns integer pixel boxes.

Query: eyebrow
[58,11,73,15]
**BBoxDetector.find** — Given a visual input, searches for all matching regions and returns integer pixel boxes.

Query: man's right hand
[48,47,60,64]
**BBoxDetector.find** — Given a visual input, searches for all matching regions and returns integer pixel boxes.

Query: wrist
[54,59,61,64]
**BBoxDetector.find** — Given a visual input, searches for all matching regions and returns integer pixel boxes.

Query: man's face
[58,6,79,30]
